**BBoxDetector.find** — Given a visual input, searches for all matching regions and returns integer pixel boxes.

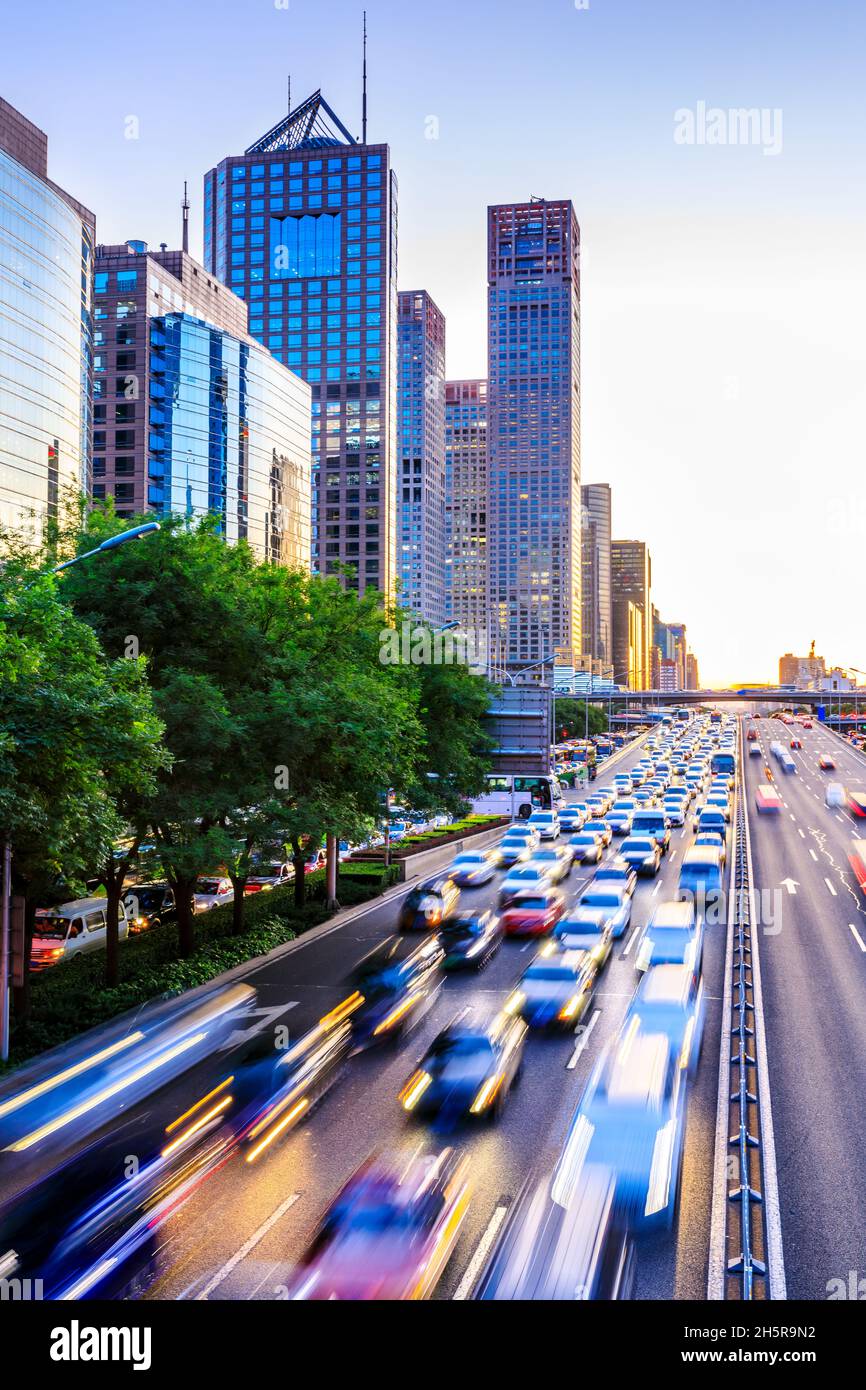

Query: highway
[742,717,866,1299]
[86,729,732,1302]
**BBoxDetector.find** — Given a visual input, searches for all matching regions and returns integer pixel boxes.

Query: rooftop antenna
[362,10,368,145]
[287,74,291,114]
[182,181,190,254]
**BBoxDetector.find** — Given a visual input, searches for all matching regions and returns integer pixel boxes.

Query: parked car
[31,898,129,971]
[122,882,175,934]
[193,876,234,913]
[244,862,294,894]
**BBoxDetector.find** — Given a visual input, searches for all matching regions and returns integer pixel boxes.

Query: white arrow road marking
[780,879,799,895]
[567,1007,600,1070]
[452,1205,509,1301]
[222,1003,297,1049]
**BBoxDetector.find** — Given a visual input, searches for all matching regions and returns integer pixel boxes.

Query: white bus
[471,773,565,820]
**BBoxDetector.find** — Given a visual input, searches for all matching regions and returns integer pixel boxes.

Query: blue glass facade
[0,145,92,535]
[397,290,446,625]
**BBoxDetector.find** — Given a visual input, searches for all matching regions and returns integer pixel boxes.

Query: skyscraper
[0,98,94,537]
[91,239,311,566]
[203,90,398,596]
[580,482,612,676]
[487,199,581,675]
[397,290,446,623]
[445,379,487,635]
[611,539,652,686]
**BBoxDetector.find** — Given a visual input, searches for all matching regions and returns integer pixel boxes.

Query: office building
[580,482,612,676]
[0,98,94,536]
[445,379,487,635]
[779,650,826,687]
[91,240,311,567]
[685,652,700,690]
[487,199,581,675]
[204,90,398,596]
[611,539,652,687]
[397,290,445,623]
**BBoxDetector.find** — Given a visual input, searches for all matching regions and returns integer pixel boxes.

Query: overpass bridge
[599,688,855,707]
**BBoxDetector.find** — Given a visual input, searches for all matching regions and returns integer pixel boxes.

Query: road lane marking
[798,828,805,838]
[567,1007,600,1069]
[194,1191,301,1300]
[809,849,818,861]
[452,1204,509,1301]
[825,878,837,896]
[621,924,640,957]
[651,880,662,897]
[850,924,866,952]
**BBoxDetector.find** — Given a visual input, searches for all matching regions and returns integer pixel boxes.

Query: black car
[440,910,503,970]
[398,876,461,931]
[399,1014,526,1121]
[122,882,176,934]
[347,934,444,1048]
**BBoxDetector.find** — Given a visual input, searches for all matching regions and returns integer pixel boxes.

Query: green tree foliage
[554,698,609,740]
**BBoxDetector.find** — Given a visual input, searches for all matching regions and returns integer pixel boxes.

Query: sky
[3,0,865,685]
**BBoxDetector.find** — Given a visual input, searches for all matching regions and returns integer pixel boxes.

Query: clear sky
[3,0,864,685]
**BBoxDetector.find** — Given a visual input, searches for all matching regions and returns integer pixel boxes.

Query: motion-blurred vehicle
[553,916,615,971]
[476,1162,634,1301]
[825,781,847,809]
[500,888,566,938]
[678,847,723,911]
[448,850,497,887]
[193,876,234,913]
[585,817,614,847]
[238,1014,352,1162]
[530,844,574,883]
[693,806,727,840]
[506,942,598,1028]
[558,806,587,833]
[594,856,637,897]
[626,963,705,1078]
[553,1023,687,1229]
[494,835,534,869]
[818,754,836,771]
[635,900,703,975]
[121,883,175,935]
[630,809,671,854]
[30,898,129,971]
[347,935,444,1048]
[748,742,763,758]
[290,1148,472,1299]
[619,836,662,878]
[562,886,632,939]
[849,841,866,894]
[440,911,503,970]
[755,784,782,814]
[399,1013,526,1121]
[662,800,686,827]
[398,876,460,930]
[849,792,866,819]
[604,808,633,838]
[694,831,726,866]
[570,832,604,864]
[790,737,802,750]
[499,862,553,907]
[528,810,561,840]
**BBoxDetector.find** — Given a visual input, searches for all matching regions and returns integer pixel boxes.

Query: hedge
[3,860,400,1072]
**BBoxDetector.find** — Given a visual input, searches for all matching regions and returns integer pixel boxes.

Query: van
[30,897,129,971]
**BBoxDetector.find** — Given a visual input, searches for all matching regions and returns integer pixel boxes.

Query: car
[494,836,534,868]
[476,1162,634,1301]
[585,817,613,847]
[693,807,727,839]
[635,900,702,975]
[347,934,444,1048]
[304,848,328,873]
[448,850,497,887]
[571,831,605,864]
[500,888,566,937]
[619,836,662,877]
[663,800,686,827]
[554,1025,687,1229]
[818,755,836,771]
[849,792,866,819]
[748,742,763,758]
[506,941,598,1028]
[528,810,560,840]
[604,809,633,837]
[504,822,541,849]
[626,963,705,1078]
[499,862,553,906]
[238,1014,353,1162]
[530,844,574,883]
[825,781,847,808]
[558,806,587,833]
[399,876,460,930]
[790,738,802,750]
[193,876,234,913]
[244,861,294,894]
[289,1147,472,1300]
[678,846,723,910]
[122,882,175,934]
[594,856,637,897]
[440,911,503,970]
[694,831,726,866]
[557,886,632,940]
[704,793,731,819]
[630,809,672,853]
[399,1013,527,1121]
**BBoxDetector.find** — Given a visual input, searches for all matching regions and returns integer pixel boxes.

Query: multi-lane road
[120,731,731,1303]
[741,718,866,1299]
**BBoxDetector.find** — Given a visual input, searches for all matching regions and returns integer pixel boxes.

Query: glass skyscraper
[580,482,612,676]
[203,91,398,598]
[445,379,487,636]
[0,98,94,538]
[611,538,652,687]
[397,290,445,624]
[487,199,581,676]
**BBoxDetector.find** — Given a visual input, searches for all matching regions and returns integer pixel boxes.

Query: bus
[849,840,866,893]
[471,773,565,819]
[755,785,782,814]
[676,707,692,724]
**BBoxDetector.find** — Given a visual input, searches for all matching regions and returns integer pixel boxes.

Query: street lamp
[2,519,161,1061]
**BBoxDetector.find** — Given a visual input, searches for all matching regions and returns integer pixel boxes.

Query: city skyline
[1,0,864,681]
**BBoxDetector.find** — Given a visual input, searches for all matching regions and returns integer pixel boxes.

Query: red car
[500,888,566,938]
[818,755,836,771]
[790,738,802,750]
[849,792,866,819]
[747,729,758,741]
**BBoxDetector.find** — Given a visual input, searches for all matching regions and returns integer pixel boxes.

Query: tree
[555,699,608,740]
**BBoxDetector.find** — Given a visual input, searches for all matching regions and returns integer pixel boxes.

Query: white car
[449,850,497,886]
[663,801,686,827]
[528,810,561,841]
[194,876,234,913]
[499,862,553,906]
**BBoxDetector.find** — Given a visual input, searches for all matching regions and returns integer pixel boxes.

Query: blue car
[506,943,598,1030]
[625,964,705,1077]
[553,1026,687,1229]
[559,886,632,940]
